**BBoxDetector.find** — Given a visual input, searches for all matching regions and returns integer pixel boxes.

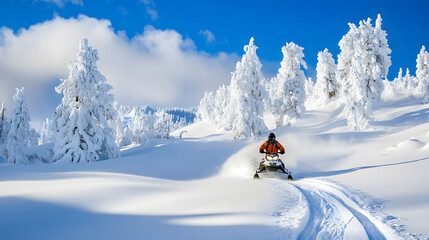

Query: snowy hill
[1,95,429,239]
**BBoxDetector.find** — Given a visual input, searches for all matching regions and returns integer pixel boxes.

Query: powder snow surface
[1,96,428,239]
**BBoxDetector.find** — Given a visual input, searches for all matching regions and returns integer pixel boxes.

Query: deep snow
[1,95,429,239]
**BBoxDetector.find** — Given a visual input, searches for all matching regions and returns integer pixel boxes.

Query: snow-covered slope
[1,96,428,239]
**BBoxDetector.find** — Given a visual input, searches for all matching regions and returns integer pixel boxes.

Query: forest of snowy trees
[0,14,429,164]
[0,39,194,164]
[198,14,429,135]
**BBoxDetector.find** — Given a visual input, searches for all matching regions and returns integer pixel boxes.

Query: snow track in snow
[271,178,398,240]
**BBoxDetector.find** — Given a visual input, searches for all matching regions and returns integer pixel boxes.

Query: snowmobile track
[290,179,387,240]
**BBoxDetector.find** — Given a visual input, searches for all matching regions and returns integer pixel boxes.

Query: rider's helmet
[268,133,276,142]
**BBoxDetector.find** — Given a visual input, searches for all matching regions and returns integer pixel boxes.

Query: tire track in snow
[285,179,390,240]
[292,183,350,239]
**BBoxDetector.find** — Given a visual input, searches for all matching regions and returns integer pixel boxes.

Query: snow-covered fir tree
[0,103,10,160]
[212,84,232,129]
[404,68,419,90]
[373,14,392,91]
[305,77,314,102]
[197,86,233,130]
[154,110,171,139]
[229,37,268,139]
[114,102,131,147]
[6,88,39,164]
[337,14,391,130]
[383,68,402,99]
[197,91,215,122]
[394,68,405,90]
[416,46,429,103]
[39,118,54,145]
[53,39,119,163]
[117,105,176,145]
[164,108,196,126]
[270,42,307,127]
[311,49,339,107]
[129,107,154,143]
[93,76,120,159]
[385,67,419,93]
[197,39,269,139]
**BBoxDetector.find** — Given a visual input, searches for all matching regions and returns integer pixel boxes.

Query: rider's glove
[280,150,285,154]
[259,149,265,154]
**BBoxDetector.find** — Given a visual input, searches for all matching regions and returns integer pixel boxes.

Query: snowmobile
[253,153,293,180]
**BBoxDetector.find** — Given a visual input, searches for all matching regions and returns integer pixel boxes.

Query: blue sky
[0,0,428,125]
[2,0,428,76]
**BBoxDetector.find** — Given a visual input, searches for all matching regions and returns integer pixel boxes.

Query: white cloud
[140,0,158,20]
[146,6,159,20]
[0,15,237,125]
[37,0,83,8]
[199,30,216,43]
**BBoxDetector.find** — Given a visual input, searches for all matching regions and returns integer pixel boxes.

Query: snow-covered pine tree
[130,107,147,143]
[154,110,171,139]
[0,103,10,160]
[383,68,404,99]
[213,84,232,129]
[229,37,268,139]
[114,102,130,147]
[270,42,307,127]
[404,68,419,90]
[312,49,339,106]
[93,73,120,159]
[394,68,405,90]
[305,77,315,101]
[131,107,156,143]
[416,46,429,103]
[337,14,391,130]
[53,39,118,163]
[6,88,39,164]
[39,118,54,145]
[116,105,134,146]
[197,91,215,122]
[374,14,392,92]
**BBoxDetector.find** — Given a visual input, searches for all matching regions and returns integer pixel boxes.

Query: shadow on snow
[295,157,429,179]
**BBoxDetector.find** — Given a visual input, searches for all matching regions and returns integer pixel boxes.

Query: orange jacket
[260,141,285,154]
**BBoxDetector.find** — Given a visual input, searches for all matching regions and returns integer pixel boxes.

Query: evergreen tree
[197,91,215,122]
[93,66,120,159]
[114,102,130,147]
[197,38,268,139]
[120,106,175,143]
[404,68,419,90]
[39,118,54,145]
[154,110,171,139]
[0,103,10,160]
[6,88,38,164]
[197,86,233,131]
[129,107,150,143]
[395,68,405,90]
[383,68,404,98]
[305,77,315,101]
[213,84,232,129]
[416,46,429,103]
[313,49,339,106]
[229,38,268,139]
[270,42,307,127]
[53,39,118,163]
[338,14,391,130]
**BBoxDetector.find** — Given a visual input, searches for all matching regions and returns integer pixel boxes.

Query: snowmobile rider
[257,133,287,173]
[259,133,285,155]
